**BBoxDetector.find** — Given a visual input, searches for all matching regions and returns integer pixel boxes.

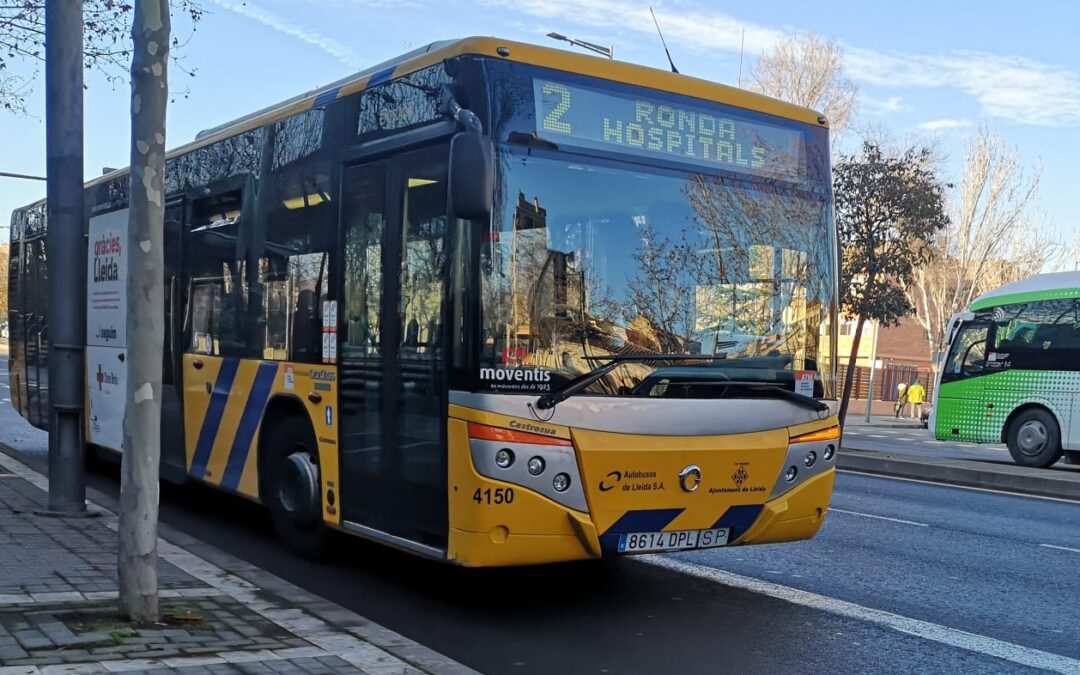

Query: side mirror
[447,131,494,221]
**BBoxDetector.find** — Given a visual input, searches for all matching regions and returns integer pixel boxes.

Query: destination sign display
[533,79,808,181]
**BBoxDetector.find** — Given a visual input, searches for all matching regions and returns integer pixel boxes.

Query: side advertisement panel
[86,209,128,451]
[86,345,127,450]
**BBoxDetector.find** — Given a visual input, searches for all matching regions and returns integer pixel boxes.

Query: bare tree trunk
[837,315,866,425]
[118,0,170,624]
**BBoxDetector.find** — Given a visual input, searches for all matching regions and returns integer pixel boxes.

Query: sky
[2,0,1078,253]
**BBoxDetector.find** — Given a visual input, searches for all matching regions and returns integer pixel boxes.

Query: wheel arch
[256,394,315,502]
[1000,401,1065,445]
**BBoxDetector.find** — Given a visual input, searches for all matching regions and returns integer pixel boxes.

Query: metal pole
[863,320,880,423]
[44,0,87,515]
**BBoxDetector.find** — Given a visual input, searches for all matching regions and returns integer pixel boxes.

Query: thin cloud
[861,95,911,115]
[504,0,785,54]
[208,0,363,69]
[917,118,973,131]
[495,0,1080,127]
[847,48,1080,127]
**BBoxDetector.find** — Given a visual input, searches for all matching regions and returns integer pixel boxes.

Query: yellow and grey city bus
[8,37,839,566]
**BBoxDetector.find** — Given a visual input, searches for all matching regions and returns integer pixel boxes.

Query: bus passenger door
[160,202,187,482]
[338,145,450,553]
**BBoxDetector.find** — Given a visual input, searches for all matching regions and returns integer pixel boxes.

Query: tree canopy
[834,141,950,420]
[748,32,857,139]
[907,125,1058,358]
[0,1,200,113]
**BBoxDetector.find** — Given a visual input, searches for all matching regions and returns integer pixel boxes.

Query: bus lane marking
[645,556,1080,675]
[828,508,929,527]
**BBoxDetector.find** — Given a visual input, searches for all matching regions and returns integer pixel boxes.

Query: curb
[838,448,1080,501]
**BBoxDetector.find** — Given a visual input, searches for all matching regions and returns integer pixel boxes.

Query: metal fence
[838,364,934,402]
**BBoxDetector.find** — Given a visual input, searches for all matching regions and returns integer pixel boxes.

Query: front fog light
[553,472,571,492]
[528,456,545,476]
[784,466,798,483]
[804,450,818,468]
[495,448,515,469]
[823,445,836,461]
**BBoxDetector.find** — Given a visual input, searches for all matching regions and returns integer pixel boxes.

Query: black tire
[1006,408,1063,468]
[262,416,337,559]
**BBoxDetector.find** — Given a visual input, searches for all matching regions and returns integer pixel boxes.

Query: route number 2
[541,82,572,134]
[473,487,515,505]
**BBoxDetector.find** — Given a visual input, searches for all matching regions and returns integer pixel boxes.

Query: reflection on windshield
[479,151,835,398]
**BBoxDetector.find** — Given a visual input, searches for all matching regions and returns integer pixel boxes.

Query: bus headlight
[770,424,840,499]
[495,448,515,469]
[468,422,587,512]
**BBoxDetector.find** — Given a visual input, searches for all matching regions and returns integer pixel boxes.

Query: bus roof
[970,271,1080,311]
[13,36,826,213]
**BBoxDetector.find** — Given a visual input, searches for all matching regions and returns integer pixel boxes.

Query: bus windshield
[478,150,835,398]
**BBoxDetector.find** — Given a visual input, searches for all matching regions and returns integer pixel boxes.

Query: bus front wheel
[263,416,336,559]
[1006,408,1063,468]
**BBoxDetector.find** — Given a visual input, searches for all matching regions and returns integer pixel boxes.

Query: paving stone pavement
[0,477,205,601]
[0,449,478,675]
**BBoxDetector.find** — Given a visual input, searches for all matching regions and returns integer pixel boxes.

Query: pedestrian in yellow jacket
[907,381,926,419]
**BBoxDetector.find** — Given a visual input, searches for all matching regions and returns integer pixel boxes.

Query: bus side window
[992,300,1080,371]
[256,112,334,364]
[185,190,249,358]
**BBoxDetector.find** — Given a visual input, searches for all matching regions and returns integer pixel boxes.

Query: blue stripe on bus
[220,362,280,491]
[313,86,341,108]
[599,508,684,553]
[368,65,395,87]
[712,504,764,541]
[189,359,240,479]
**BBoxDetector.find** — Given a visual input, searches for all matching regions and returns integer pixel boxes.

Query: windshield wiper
[534,348,736,411]
[705,380,829,413]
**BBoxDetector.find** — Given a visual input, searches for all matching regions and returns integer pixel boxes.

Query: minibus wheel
[262,416,336,559]
[1006,408,1063,468]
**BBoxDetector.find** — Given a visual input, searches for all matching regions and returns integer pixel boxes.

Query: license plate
[618,528,730,553]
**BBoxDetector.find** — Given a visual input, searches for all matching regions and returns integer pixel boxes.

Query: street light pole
[546,32,614,60]
[863,320,881,423]
[43,0,88,515]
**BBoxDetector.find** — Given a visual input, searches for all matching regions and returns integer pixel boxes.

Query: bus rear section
[445,396,838,566]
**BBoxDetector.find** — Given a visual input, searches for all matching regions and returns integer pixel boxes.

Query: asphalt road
[3,354,1079,674]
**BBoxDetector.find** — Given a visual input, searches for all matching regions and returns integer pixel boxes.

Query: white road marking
[1040,544,1080,554]
[646,556,1080,675]
[838,469,1080,505]
[867,434,887,438]
[829,508,929,527]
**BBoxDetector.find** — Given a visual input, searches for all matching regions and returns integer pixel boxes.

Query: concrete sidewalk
[0,447,477,675]
[840,417,1080,501]
[842,414,926,430]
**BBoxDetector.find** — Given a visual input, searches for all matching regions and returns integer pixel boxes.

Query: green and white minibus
[931,272,1080,467]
